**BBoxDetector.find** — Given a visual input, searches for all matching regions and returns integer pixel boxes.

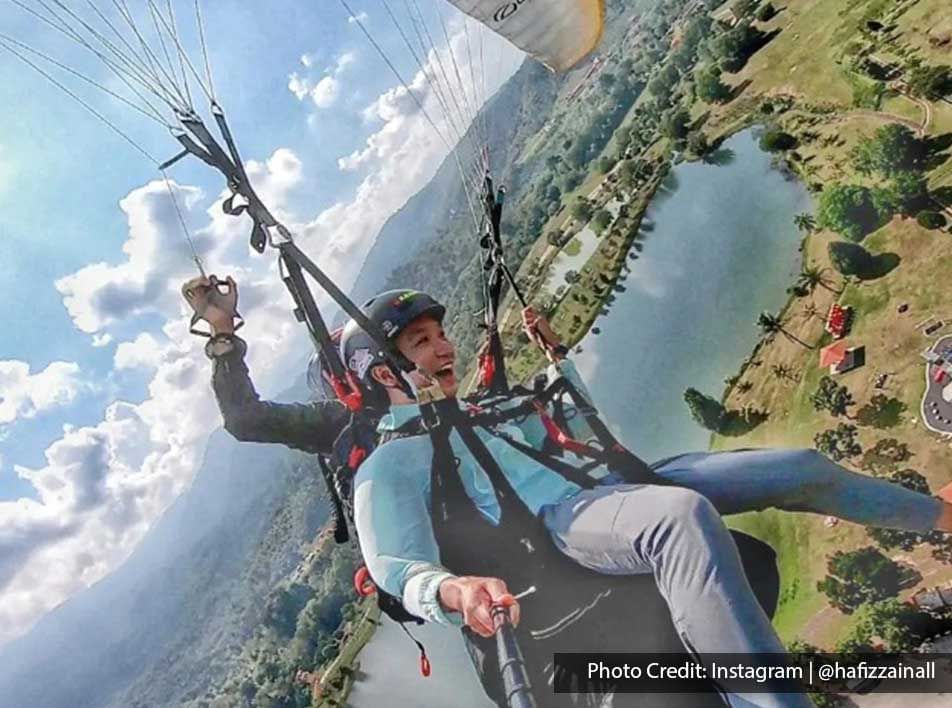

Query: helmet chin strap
[399,366,446,404]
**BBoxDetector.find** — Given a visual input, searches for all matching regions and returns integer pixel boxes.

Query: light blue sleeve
[353,440,463,626]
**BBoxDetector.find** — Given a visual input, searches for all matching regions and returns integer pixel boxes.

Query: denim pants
[540,448,944,708]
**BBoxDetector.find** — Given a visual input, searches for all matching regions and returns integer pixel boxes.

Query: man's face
[395,314,457,397]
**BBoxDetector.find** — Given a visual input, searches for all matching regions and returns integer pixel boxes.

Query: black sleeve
[210,336,350,455]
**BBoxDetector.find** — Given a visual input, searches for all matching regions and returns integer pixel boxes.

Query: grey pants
[540,448,944,707]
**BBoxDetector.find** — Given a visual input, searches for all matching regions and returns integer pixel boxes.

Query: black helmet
[340,289,446,389]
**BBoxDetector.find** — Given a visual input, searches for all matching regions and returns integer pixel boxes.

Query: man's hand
[182,275,238,335]
[522,306,563,360]
[438,576,520,638]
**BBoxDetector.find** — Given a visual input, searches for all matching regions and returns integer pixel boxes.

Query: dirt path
[841,108,925,134]
[799,605,840,645]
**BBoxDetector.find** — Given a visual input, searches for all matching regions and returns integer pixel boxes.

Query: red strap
[330,370,364,412]
[347,444,367,471]
[532,400,605,458]
[420,651,431,677]
[353,566,376,596]
[478,349,495,389]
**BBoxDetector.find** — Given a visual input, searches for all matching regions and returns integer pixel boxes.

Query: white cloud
[54,181,208,334]
[347,11,369,24]
[288,72,312,101]
[288,50,356,110]
[114,333,162,371]
[311,75,341,108]
[92,333,113,348]
[332,51,355,73]
[0,360,88,425]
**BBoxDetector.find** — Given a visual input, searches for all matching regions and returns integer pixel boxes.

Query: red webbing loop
[353,566,376,596]
[347,444,368,471]
[478,348,495,390]
[330,370,364,412]
[531,400,605,459]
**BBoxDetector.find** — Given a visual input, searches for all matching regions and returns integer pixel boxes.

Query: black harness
[349,377,780,707]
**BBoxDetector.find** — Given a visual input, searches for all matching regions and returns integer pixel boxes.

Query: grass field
[684,0,952,649]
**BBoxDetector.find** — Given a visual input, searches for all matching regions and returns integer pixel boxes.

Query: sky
[0,0,524,646]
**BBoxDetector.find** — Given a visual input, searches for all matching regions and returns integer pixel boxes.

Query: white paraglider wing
[445,0,605,72]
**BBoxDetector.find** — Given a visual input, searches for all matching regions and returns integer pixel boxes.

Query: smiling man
[347,289,952,708]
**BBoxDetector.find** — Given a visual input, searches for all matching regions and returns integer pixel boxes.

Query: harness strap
[479,425,601,490]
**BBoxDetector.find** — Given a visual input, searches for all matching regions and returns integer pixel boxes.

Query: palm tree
[771,363,799,383]
[758,311,814,349]
[800,301,821,324]
[797,264,836,294]
[794,213,816,233]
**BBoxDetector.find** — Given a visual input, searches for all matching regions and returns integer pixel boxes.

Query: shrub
[916,211,947,230]
[755,2,776,21]
[759,129,797,152]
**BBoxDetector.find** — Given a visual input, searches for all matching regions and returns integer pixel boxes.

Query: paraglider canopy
[444,0,605,71]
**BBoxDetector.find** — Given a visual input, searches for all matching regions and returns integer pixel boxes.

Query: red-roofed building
[820,341,849,368]
[819,341,866,374]
[939,482,952,505]
[826,303,853,339]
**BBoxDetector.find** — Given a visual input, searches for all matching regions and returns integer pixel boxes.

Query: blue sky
[0,0,523,644]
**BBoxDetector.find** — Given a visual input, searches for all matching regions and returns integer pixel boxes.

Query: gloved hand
[182,275,240,336]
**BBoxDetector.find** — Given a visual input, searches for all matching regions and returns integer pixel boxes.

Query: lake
[348,128,813,708]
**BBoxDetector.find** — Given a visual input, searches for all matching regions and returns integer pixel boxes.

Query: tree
[817,184,884,241]
[851,124,925,176]
[794,213,816,232]
[711,21,767,72]
[757,311,813,348]
[816,546,908,613]
[859,438,912,476]
[592,208,613,233]
[598,72,616,90]
[648,62,680,99]
[686,131,711,156]
[797,264,834,294]
[755,2,776,21]
[856,394,906,429]
[873,170,928,217]
[917,211,947,230]
[837,599,927,651]
[828,240,873,277]
[811,376,855,417]
[663,108,692,142]
[571,198,594,223]
[695,65,731,103]
[759,129,797,152]
[545,183,562,203]
[684,387,727,431]
[731,0,760,19]
[905,63,952,101]
[814,423,862,462]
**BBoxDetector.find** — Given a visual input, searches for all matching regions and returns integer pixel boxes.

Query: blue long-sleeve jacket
[353,359,604,626]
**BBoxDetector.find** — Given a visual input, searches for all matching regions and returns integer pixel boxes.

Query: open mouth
[434,363,455,380]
